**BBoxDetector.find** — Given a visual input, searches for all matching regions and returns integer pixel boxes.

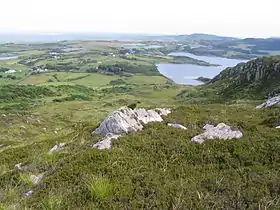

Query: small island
[196,76,212,83]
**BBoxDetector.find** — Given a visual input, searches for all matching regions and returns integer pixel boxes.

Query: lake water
[0,56,18,61]
[157,52,248,85]
[123,43,163,49]
[61,48,84,52]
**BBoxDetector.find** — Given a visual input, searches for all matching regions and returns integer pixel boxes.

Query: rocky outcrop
[256,95,280,108]
[209,56,280,98]
[191,123,243,143]
[92,107,171,149]
[168,123,187,130]
[93,107,171,136]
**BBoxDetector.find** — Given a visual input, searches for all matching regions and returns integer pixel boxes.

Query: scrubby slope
[1,104,280,209]
[209,56,280,99]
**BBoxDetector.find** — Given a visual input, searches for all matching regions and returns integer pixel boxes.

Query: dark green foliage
[52,85,96,96]
[0,85,56,111]
[109,79,126,85]
[66,74,90,82]
[127,103,137,109]
[52,73,60,82]
[99,62,160,76]
[100,86,132,94]
[0,85,56,102]
[6,75,16,80]
[0,84,97,111]
[0,66,9,72]
[52,94,91,102]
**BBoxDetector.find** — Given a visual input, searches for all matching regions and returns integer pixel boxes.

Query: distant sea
[0,33,163,43]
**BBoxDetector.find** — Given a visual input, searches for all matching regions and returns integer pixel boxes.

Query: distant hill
[187,33,238,41]
[174,33,237,41]
[209,56,280,99]
[228,38,280,51]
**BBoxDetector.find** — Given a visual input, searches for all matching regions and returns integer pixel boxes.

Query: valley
[0,35,280,209]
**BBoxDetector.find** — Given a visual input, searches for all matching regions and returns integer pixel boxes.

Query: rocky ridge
[209,56,280,98]
[92,107,171,149]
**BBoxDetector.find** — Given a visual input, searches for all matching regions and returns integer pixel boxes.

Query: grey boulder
[191,123,243,144]
[168,123,187,130]
[48,143,66,155]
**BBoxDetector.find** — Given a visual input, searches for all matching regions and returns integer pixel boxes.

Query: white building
[5,69,16,74]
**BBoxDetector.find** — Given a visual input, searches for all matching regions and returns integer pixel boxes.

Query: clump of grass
[43,153,58,165]
[0,204,7,210]
[41,196,63,210]
[19,173,33,186]
[0,164,8,176]
[86,176,113,200]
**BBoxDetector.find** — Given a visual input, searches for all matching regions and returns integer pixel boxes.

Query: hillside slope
[209,56,280,99]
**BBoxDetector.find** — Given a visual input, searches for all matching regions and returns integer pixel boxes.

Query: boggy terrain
[0,40,280,209]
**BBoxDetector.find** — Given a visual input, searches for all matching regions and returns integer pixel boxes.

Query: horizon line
[0,31,278,39]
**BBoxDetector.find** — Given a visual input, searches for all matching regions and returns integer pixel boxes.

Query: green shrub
[0,85,56,102]
[127,103,137,109]
[109,79,127,85]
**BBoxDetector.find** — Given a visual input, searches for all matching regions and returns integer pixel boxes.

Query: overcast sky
[1,0,279,38]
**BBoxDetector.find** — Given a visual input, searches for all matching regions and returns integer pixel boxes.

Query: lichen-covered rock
[92,133,121,150]
[167,123,187,130]
[256,95,280,108]
[93,107,168,136]
[191,123,243,143]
